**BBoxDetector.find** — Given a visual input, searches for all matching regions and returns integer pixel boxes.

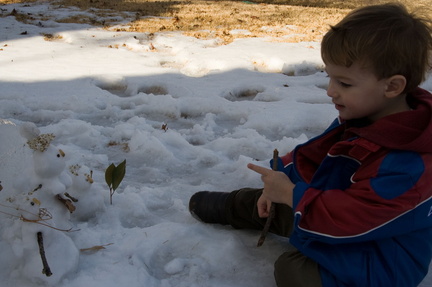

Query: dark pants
[224,188,322,287]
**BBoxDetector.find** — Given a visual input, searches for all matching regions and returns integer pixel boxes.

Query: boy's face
[325,62,395,122]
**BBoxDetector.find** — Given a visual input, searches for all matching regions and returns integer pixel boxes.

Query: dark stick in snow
[37,231,52,277]
[257,149,278,247]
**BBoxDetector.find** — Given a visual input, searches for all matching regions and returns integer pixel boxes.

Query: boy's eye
[338,81,352,88]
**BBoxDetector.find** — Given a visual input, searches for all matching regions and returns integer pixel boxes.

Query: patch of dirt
[1,0,430,44]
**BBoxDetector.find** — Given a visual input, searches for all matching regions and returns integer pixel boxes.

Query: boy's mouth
[333,102,344,110]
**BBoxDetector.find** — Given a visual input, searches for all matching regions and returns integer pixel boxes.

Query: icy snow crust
[0,2,431,287]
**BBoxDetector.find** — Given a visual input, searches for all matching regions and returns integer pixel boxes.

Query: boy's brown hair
[321,3,432,93]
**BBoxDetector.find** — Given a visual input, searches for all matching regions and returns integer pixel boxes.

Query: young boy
[189,3,432,287]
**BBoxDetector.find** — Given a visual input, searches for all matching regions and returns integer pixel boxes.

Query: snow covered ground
[0,2,431,286]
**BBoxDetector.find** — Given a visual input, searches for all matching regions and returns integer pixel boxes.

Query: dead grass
[1,0,431,44]
[41,33,63,41]
[124,1,349,43]
[0,0,38,3]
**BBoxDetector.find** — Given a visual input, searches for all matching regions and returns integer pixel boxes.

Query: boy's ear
[384,75,406,98]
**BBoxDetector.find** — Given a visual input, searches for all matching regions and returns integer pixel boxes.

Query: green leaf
[111,159,126,191]
[105,163,115,188]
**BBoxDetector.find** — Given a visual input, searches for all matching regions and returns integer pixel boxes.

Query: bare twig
[257,149,279,247]
[0,203,78,232]
[21,216,76,232]
[37,232,52,277]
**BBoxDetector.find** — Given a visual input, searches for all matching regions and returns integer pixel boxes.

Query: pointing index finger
[247,163,272,175]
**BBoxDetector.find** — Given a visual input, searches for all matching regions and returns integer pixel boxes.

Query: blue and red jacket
[275,88,432,287]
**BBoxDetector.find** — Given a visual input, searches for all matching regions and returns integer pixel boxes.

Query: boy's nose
[326,80,336,98]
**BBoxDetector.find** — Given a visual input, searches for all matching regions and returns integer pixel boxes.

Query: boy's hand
[257,193,273,218]
[247,163,294,207]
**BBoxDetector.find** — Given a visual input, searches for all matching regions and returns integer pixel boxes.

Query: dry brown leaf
[80,243,114,253]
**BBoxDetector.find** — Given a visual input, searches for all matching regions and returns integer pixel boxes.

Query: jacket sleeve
[269,118,344,184]
[292,150,432,244]
[270,151,304,184]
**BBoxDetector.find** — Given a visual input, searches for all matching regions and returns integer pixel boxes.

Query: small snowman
[23,125,75,227]
[67,163,104,221]
[2,123,79,285]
